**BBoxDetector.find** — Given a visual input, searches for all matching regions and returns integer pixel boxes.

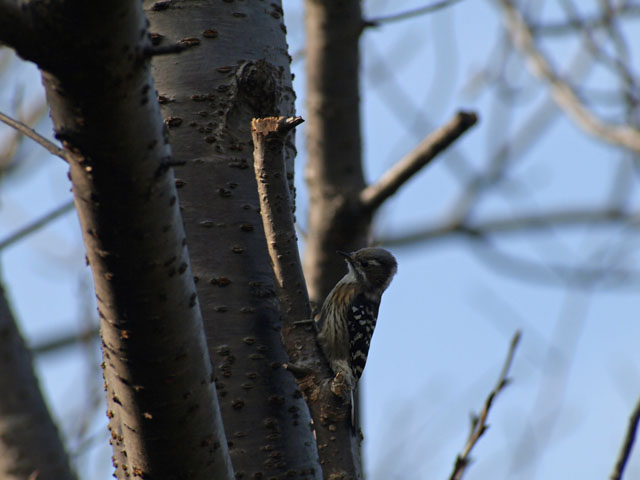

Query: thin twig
[530,4,640,36]
[610,393,640,480]
[364,0,467,27]
[449,331,521,480]
[359,111,478,212]
[0,200,75,251]
[0,110,67,161]
[0,99,49,169]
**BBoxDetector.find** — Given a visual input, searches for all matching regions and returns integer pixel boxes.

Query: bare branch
[530,4,640,36]
[467,236,640,290]
[498,0,640,153]
[0,200,75,251]
[610,393,640,480]
[449,331,522,480]
[364,0,467,27]
[30,326,99,356]
[252,116,309,325]
[359,111,478,212]
[0,110,67,161]
[252,115,362,479]
[0,99,49,171]
[379,207,636,247]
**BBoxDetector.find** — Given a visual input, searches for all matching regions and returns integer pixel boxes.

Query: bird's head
[338,247,397,292]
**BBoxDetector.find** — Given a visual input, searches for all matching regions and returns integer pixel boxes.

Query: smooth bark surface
[0,2,233,479]
[146,2,321,478]
[303,0,369,306]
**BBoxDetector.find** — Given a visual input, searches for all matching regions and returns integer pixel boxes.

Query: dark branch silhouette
[610,393,640,480]
[449,331,521,480]
[364,0,467,27]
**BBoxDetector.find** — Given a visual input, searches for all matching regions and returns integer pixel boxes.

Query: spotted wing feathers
[347,293,380,381]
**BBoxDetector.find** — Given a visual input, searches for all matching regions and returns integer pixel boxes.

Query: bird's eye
[360,261,369,268]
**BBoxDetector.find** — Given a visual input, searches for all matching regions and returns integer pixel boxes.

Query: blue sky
[1,1,640,478]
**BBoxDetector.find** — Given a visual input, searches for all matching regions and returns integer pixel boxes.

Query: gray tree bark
[0,2,233,479]
[303,0,369,306]
[145,1,321,478]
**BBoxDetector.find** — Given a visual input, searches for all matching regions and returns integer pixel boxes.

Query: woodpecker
[315,247,397,397]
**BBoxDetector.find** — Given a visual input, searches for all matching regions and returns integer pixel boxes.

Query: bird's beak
[337,250,355,267]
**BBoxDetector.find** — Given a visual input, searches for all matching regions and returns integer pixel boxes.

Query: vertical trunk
[0,283,76,480]
[303,0,369,305]
[0,2,234,479]
[145,2,321,477]
[302,2,369,478]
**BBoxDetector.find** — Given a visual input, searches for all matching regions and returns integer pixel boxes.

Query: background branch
[0,283,77,479]
[530,4,640,36]
[379,207,636,247]
[465,238,640,290]
[364,0,467,27]
[359,110,478,212]
[449,331,521,480]
[498,0,640,153]
[610,393,640,480]
[30,326,100,356]
[0,200,75,251]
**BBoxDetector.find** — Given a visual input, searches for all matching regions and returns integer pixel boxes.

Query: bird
[315,247,397,423]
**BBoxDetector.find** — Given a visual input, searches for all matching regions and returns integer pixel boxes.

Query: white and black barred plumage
[315,247,397,391]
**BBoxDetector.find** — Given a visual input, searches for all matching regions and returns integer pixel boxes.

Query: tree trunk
[0,282,76,480]
[145,1,321,477]
[0,2,233,479]
[303,0,369,306]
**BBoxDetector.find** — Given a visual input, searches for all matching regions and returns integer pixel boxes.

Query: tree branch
[252,116,363,480]
[0,200,75,251]
[359,111,478,212]
[498,0,640,153]
[252,116,308,325]
[379,207,635,247]
[30,325,100,356]
[364,0,467,28]
[0,110,67,161]
[610,393,640,480]
[530,4,640,36]
[449,331,521,480]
